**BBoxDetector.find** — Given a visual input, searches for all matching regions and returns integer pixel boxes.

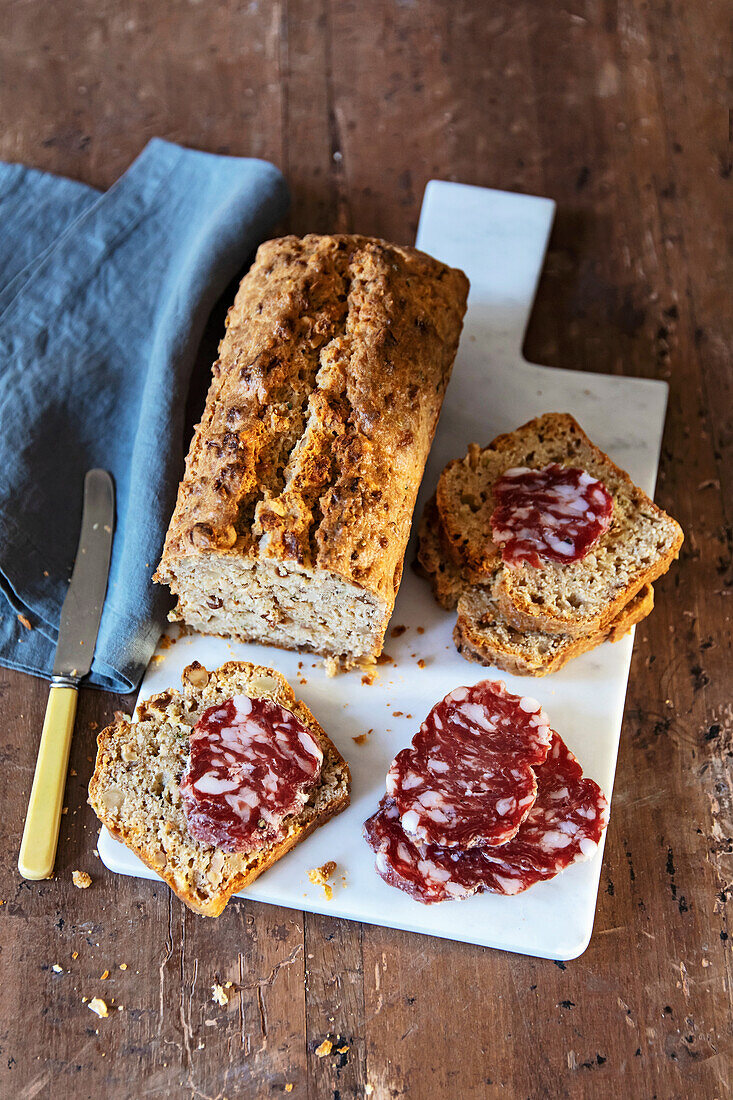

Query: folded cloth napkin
[0,139,289,692]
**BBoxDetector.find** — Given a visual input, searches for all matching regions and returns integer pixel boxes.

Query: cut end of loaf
[163,553,391,667]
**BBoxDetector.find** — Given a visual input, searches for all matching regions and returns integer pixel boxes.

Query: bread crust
[155,235,469,659]
[89,662,351,916]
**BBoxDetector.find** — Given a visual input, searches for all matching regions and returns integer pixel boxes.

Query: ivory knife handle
[18,683,78,880]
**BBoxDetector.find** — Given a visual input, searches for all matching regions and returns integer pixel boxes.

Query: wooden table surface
[1,2,730,1097]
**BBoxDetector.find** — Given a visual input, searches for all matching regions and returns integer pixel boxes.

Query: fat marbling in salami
[490,463,613,568]
[181,694,323,853]
[385,680,552,849]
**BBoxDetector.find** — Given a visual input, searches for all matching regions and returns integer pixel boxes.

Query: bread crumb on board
[88,997,109,1019]
[324,656,339,678]
[285,1086,293,1094]
[352,729,374,746]
[308,861,338,900]
[72,870,92,889]
[315,1038,333,1057]
[17,614,32,630]
[390,625,407,638]
[212,982,229,1006]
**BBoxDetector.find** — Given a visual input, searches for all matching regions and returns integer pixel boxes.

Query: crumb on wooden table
[315,1038,333,1057]
[72,870,92,889]
[336,1044,350,1054]
[212,982,229,1006]
[100,969,109,980]
[88,997,109,1019]
[119,963,128,970]
[285,1086,293,1094]
[308,861,338,900]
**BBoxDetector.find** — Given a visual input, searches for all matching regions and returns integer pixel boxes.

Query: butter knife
[18,469,114,880]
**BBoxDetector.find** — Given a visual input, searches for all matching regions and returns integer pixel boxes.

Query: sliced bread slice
[416,492,654,675]
[415,496,467,610]
[436,413,682,637]
[88,661,350,916]
[454,583,654,676]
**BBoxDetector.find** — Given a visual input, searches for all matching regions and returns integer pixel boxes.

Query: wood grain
[0,1,730,1097]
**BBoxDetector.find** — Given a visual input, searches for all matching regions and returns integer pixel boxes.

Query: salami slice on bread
[89,662,350,916]
[417,412,681,672]
[418,494,655,675]
[434,412,682,637]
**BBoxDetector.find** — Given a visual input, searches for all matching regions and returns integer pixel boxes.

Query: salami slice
[386,681,552,849]
[181,694,323,853]
[364,798,486,904]
[490,463,613,568]
[482,732,609,885]
[364,734,608,904]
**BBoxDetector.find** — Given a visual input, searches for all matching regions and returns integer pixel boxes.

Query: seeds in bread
[454,584,654,676]
[437,413,682,636]
[88,661,351,916]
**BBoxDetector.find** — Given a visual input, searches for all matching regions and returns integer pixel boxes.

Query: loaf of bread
[155,235,469,667]
[88,662,351,916]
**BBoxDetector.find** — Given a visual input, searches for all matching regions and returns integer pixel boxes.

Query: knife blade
[53,469,114,682]
[18,470,115,879]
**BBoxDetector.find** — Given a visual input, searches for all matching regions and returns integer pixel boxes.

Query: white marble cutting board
[98,181,668,960]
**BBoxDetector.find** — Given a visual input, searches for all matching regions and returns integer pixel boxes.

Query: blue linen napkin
[0,139,289,692]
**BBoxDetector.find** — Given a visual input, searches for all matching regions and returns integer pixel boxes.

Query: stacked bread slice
[417,413,683,675]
